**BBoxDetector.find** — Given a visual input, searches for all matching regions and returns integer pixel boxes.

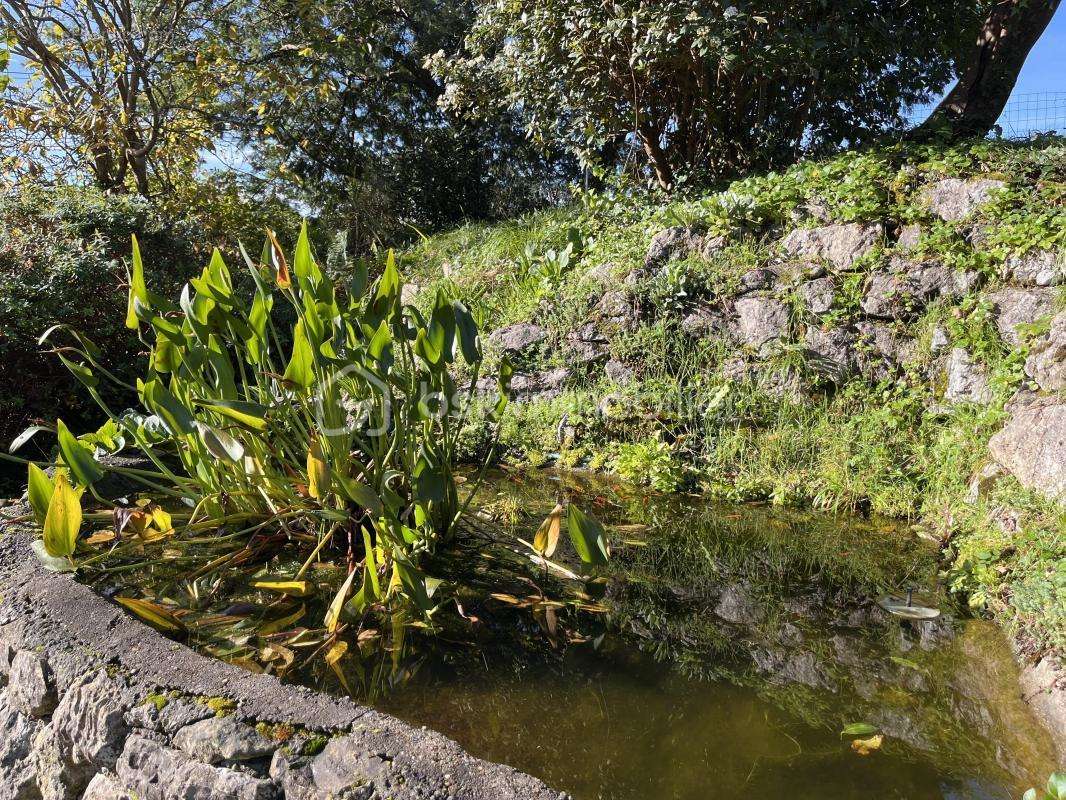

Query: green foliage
[434,0,978,187]
[613,438,685,493]
[16,223,511,629]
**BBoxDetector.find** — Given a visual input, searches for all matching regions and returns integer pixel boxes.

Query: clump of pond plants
[5,224,609,679]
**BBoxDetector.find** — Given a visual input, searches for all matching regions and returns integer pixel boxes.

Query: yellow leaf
[306,438,330,499]
[258,604,306,636]
[325,640,352,694]
[42,471,81,558]
[115,597,187,635]
[850,734,883,756]
[532,503,563,557]
[324,569,359,634]
[253,580,311,597]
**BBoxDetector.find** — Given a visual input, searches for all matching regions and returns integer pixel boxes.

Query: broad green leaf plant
[9,223,515,628]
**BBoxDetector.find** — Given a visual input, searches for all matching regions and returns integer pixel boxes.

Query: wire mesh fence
[996,92,1066,138]
[907,91,1066,138]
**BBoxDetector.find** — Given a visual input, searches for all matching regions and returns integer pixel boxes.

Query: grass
[402,136,1066,657]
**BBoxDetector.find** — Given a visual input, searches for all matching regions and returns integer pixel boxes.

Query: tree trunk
[917,0,1061,140]
[637,122,674,190]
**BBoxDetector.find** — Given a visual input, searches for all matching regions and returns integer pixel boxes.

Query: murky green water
[88,469,1059,799]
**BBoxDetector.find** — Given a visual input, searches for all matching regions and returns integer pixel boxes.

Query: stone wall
[486,177,1065,503]
[0,517,566,800]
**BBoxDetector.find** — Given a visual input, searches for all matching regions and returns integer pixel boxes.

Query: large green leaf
[27,463,54,526]
[566,504,609,565]
[194,399,269,430]
[125,234,149,330]
[43,471,81,558]
[56,420,104,486]
[143,381,197,436]
[283,319,315,388]
[451,300,481,364]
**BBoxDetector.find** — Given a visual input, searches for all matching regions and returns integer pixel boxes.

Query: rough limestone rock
[80,773,133,800]
[50,671,129,773]
[173,716,277,765]
[737,268,778,294]
[735,296,789,350]
[855,322,917,381]
[988,399,1066,502]
[116,735,278,800]
[487,322,547,354]
[9,651,56,718]
[803,326,855,382]
[509,368,572,400]
[1018,657,1066,762]
[311,736,390,797]
[778,222,882,270]
[604,359,635,385]
[988,287,1057,346]
[1003,249,1064,287]
[0,689,41,800]
[1025,311,1066,392]
[944,348,992,404]
[594,289,640,330]
[800,277,835,314]
[564,323,610,365]
[896,224,922,251]
[644,226,723,271]
[862,263,976,319]
[680,306,729,338]
[920,178,1004,221]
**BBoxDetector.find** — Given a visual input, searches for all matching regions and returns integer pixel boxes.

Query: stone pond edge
[0,509,568,800]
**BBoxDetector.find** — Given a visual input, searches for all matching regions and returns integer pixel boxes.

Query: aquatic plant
[9,223,513,634]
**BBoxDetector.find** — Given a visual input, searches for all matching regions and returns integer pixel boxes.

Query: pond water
[87,469,1059,799]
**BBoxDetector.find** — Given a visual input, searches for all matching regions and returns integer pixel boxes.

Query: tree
[222,0,575,247]
[433,0,984,189]
[916,0,1062,139]
[0,0,227,195]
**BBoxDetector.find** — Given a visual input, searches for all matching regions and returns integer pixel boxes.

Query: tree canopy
[433,0,987,188]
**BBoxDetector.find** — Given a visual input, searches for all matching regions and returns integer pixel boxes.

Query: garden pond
[86,469,1059,800]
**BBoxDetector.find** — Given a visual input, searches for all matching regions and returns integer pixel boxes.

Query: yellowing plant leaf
[258,604,306,636]
[325,640,353,694]
[254,580,311,597]
[115,597,187,635]
[42,471,81,558]
[533,503,564,557]
[27,462,53,526]
[324,568,359,634]
[266,228,291,288]
[125,234,148,329]
[850,734,883,756]
[306,438,330,499]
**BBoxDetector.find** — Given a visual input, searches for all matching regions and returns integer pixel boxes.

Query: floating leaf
[877,594,940,620]
[115,597,187,636]
[254,580,311,597]
[566,504,609,565]
[533,503,564,558]
[259,604,306,636]
[43,471,81,558]
[840,722,879,738]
